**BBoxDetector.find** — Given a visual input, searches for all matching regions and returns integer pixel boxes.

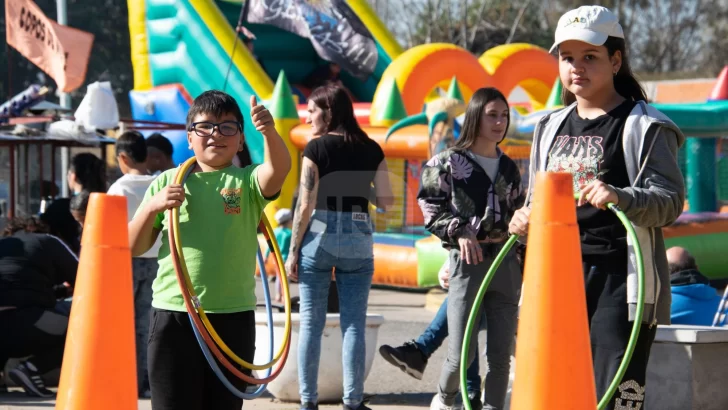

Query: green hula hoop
[460,201,645,410]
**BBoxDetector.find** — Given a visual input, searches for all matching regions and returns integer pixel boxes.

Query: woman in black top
[0,217,78,398]
[285,85,394,410]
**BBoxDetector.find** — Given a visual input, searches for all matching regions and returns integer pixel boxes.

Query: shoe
[378,340,428,380]
[8,362,55,398]
[430,393,463,410]
[300,402,318,410]
[467,393,483,410]
[343,404,372,410]
[0,372,7,394]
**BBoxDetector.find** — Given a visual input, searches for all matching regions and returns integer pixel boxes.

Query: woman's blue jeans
[297,210,374,407]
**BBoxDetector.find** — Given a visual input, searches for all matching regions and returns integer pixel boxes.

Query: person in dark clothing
[40,198,81,255]
[0,217,78,398]
[667,247,722,325]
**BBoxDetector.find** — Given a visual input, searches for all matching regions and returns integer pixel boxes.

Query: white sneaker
[430,393,463,410]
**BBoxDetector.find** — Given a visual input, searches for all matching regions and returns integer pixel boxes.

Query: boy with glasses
[129,90,291,410]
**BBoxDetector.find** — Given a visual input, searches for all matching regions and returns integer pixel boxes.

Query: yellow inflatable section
[479,44,558,111]
[371,43,493,120]
[370,43,558,118]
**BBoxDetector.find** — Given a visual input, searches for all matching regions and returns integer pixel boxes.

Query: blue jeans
[416,295,485,396]
[297,210,374,407]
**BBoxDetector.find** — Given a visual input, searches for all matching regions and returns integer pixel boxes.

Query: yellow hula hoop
[172,158,293,371]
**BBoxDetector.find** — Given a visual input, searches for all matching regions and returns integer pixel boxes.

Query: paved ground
[0,282,501,410]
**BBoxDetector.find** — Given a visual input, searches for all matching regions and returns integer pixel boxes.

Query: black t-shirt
[546,100,635,260]
[302,134,385,213]
[0,231,79,309]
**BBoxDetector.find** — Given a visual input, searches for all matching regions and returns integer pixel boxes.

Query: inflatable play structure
[127,0,728,288]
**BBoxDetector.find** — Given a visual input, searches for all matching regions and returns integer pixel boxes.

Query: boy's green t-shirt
[137,164,274,313]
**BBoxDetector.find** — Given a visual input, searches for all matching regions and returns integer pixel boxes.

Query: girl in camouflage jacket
[417,88,525,410]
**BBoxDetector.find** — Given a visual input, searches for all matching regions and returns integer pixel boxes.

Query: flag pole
[57,0,72,197]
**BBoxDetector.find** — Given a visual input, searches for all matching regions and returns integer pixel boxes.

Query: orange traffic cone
[55,193,137,409]
[510,172,596,409]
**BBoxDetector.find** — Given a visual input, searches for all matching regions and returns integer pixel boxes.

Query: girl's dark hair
[70,153,107,192]
[455,87,510,150]
[70,190,91,216]
[308,85,368,143]
[561,36,647,105]
[3,217,49,237]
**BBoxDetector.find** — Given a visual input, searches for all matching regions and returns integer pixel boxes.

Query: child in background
[419,88,524,410]
[107,130,161,398]
[267,208,292,303]
[145,133,176,175]
[129,90,291,410]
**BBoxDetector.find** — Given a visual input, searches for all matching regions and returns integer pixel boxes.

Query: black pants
[585,261,657,410]
[147,308,256,410]
[0,307,68,374]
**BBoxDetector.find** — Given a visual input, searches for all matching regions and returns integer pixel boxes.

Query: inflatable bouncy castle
[127,0,728,288]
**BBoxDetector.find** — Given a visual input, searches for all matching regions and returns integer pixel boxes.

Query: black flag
[245,0,379,80]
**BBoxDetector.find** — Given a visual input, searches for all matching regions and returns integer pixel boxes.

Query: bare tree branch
[469,0,490,49]
[506,0,532,44]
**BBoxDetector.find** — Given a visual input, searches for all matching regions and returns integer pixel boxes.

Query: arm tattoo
[302,165,316,191]
[289,198,305,255]
[289,166,317,255]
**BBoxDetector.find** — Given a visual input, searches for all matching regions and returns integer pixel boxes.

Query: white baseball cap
[275,208,292,225]
[550,6,624,53]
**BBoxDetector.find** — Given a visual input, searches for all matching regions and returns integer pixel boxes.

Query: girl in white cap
[509,5,685,410]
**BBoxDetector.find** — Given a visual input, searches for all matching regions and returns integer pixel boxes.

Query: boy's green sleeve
[248,165,280,213]
[135,172,167,230]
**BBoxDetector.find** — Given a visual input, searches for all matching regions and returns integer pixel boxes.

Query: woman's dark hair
[70,153,107,192]
[308,84,368,143]
[70,190,91,218]
[455,87,510,150]
[3,217,49,237]
[561,36,647,105]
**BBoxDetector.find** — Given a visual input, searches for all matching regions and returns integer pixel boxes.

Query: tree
[369,0,553,55]
[370,0,727,78]
[545,0,725,75]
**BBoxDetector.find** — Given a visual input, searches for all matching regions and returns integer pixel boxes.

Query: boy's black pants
[148,308,256,410]
[585,260,657,410]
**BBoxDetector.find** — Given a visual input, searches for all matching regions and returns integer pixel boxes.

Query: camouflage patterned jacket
[417,147,526,249]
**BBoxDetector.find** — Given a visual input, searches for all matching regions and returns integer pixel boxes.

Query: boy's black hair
[146,133,174,157]
[115,131,148,163]
[186,90,244,129]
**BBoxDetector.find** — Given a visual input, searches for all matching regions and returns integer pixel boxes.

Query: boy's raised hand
[147,184,185,214]
[250,95,275,135]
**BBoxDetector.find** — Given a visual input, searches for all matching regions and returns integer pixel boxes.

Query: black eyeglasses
[189,121,242,137]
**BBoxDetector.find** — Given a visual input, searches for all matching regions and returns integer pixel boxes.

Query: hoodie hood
[670,268,710,286]
[672,282,719,301]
